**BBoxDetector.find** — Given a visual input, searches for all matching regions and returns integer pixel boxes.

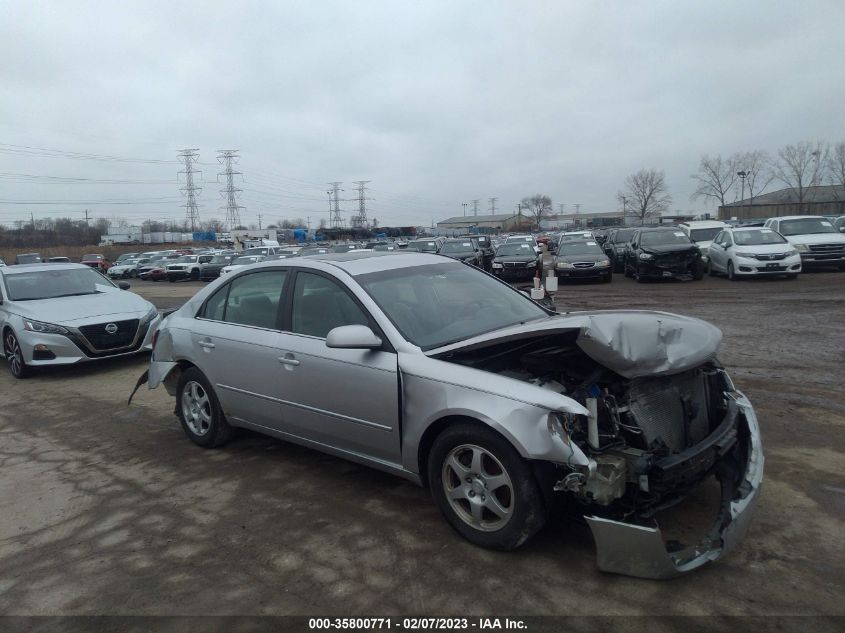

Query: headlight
[734,251,756,258]
[597,259,610,267]
[492,262,503,269]
[526,261,536,267]
[793,243,809,252]
[638,253,654,260]
[786,248,799,256]
[556,261,574,269]
[142,306,159,324]
[23,319,68,335]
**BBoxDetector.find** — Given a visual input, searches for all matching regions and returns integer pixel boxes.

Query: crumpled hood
[429,310,722,379]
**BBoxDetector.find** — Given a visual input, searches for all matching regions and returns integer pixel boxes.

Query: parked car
[763,216,845,270]
[678,220,729,266]
[406,239,441,253]
[372,243,399,252]
[221,254,265,275]
[47,257,71,263]
[708,227,802,280]
[602,227,636,272]
[0,258,5,267]
[504,235,541,254]
[490,242,541,279]
[833,215,845,233]
[166,254,215,282]
[297,247,331,257]
[330,243,360,253]
[139,265,168,282]
[470,235,495,270]
[114,252,141,264]
[439,239,484,267]
[138,251,762,579]
[14,253,43,265]
[554,239,612,283]
[199,254,237,281]
[1,263,159,378]
[624,228,704,282]
[80,254,110,273]
[108,257,151,279]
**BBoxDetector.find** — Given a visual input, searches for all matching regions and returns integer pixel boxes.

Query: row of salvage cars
[2,252,763,579]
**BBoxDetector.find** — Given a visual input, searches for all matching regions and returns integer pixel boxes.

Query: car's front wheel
[176,367,234,448]
[727,260,738,281]
[3,329,31,379]
[428,422,546,551]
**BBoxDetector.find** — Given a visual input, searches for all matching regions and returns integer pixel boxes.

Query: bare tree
[690,154,737,207]
[770,141,829,210]
[827,142,845,200]
[618,169,671,224]
[520,194,552,230]
[735,150,773,204]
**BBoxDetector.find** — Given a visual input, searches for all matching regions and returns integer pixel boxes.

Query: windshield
[506,236,534,243]
[209,255,230,264]
[298,248,329,256]
[373,244,397,251]
[733,229,788,245]
[408,241,438,252]
[558,241,603,256]
[779,218,835,236]
[496,244,534,256]
[560,233,592,242]
[357,262,548,350]
[4,267,116,301]
[173,256,194,263]
[81,255,104,261]
[640,231,692,246]
[232,256,260,265]
[331,244,357,252]
[440,242,474,254]
[688,227,724,242]
[611,229,634,243]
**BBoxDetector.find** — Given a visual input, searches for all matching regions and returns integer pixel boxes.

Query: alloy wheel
[442,444,514,532]
[4,331,23,377]
[181,380,212,436]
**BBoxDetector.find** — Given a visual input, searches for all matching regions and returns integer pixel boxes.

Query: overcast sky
[1,0,843,229]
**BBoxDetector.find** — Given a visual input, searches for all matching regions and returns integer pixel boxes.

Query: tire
[727,261,737,281]
[3,329,31,379]
[838,263,845,272]
[167,276,176,283]
[428,422,546,551]
[602,272,612,283]
[692,260,704,281]
[190,269,200,281]
[130,270,138,278]
[176,367,234,448]
[635,264,646,283]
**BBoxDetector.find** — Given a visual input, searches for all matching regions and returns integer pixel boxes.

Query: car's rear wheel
[176,367,234,448]
[3,330,31,379]
[428,422,546,550]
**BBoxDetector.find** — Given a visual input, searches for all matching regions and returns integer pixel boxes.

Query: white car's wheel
[3,330,31,379]
[727,260,737,281]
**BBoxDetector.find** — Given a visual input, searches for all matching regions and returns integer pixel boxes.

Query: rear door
[274,270,401,464]
[190,268,289,430]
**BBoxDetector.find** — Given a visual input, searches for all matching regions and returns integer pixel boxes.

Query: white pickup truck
[763,216,845,269]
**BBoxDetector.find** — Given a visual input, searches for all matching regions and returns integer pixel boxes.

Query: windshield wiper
[51,292,98,298]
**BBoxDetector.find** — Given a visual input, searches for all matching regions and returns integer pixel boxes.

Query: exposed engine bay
[435,329,759,577]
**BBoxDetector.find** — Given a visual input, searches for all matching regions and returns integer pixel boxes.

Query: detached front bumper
[585,390,763,579]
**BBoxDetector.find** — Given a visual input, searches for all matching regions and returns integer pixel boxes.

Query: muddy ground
[0,270,843,616]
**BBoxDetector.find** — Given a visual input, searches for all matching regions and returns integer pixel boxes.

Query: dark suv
[602,227,636,272]
[624,228,703,282]
[438,239,483,267]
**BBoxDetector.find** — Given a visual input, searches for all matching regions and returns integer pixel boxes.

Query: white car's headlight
[793,243,809,252]
[786,248,799,256]
[142,306,159,324]
[734,251,755,258]
[23,319,68,335]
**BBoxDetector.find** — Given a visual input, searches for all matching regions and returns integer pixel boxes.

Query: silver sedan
[1,263,160,378]
[139,251,763,579]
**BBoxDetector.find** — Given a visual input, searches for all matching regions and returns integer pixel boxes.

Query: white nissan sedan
[1,263,160,378]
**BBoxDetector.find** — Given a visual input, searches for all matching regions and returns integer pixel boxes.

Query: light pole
[462,202,468,217]
[737,170,748,219]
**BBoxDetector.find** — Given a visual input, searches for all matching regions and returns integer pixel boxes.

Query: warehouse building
[436,213,526,232]
[719,185,845,221]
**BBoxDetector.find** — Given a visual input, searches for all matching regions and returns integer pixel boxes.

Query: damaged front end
[435,317,763,579]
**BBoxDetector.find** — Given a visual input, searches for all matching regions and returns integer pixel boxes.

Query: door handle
[278,354,300,367]
[198,340,215,349]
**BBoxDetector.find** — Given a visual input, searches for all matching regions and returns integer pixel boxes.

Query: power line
[177,149,202,232]
[218,150,245,230]
[0,142,180,164]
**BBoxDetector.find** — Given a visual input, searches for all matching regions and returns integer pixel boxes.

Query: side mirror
[118,282,131,290]
[325,325,382,350]
[839,227,845,233]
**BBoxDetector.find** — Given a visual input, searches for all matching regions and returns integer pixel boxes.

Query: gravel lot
[1,270,843,616]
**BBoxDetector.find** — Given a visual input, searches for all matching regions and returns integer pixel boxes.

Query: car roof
[0,262,90,275]
[679,221,728,227]
[769,215,827,221]
[240,250,447,277]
